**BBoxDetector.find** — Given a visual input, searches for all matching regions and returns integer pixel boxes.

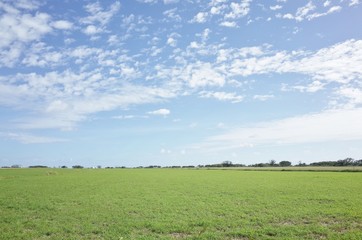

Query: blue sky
[1,0,362,167]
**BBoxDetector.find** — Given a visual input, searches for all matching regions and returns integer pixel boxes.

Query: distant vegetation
[1,157,362,169]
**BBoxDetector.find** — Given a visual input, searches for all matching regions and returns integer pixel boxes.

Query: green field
[1,168,362,239]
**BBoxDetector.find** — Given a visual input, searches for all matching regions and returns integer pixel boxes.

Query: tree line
[2,158,362,169]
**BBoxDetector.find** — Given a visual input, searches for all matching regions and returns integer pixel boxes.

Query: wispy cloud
[193,108,362,151]
[199,91,244,103]
[81,1,121,26]
[279,1,342,21]
[1,132,67,144]
[148,108,171,116]
[253,95,275,101]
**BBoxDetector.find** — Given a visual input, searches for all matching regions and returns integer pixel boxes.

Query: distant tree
[97,165,102,169]
[61,165,68,168]
[354,159,362,166]
[29,165,48,168]
[269,160,277,166]
[279,161,292,167]
[250,163,268,167]
[72,165,84,169]
[296,161,306,166]
[222,161,233,167]
[336,158,354,166]
[11,164,21,168]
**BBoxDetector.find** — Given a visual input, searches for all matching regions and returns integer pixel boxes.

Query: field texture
[1,168,362,239]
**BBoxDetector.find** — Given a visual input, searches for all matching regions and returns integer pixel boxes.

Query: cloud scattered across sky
[0,0,361,166]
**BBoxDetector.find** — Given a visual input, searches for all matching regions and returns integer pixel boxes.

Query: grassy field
[1,168,362,239]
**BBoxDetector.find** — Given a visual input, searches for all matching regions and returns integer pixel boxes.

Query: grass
[1,168,362,239]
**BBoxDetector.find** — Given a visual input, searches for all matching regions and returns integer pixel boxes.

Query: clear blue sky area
[1,0,362,167]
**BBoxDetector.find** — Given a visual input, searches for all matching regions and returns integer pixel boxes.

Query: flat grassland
[1,168,362,239]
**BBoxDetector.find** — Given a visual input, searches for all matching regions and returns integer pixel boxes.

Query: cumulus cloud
[166,32,180,47]
[81,1,121,26]
[83,25,102,35]
[225,1,251,19]
[0,9,52,48]
[189,62,225,87]
[191,12,209,23]
[52,20,73,30]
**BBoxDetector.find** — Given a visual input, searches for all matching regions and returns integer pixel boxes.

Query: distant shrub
[72,165,84,169]
[279,161,292,167]
[29,165,48,168]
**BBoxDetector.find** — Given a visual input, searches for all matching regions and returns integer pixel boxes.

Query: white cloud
[167,37,177,47]
[1,132,67,144]
[22,42,64,67]
[349,0,360,6]
[83,25,102,35]
[164,0,179,4]
[0,7,52,49]
[191,12,209,23]
[166,32,180,47]
[0,69,177,130]
[189,62,225,87]
[253,94,275,101]
[13,0,42,10]
[137,0,158,3]
[306,6,342,20]
[270,5,282,11]
[52,20,73,30]
[280,2,342,21]
[225,1,251,19]
[335,86,362,108]
[81,1,121,26]
[198,108,362,150]
[148,108,171,116]
[163,8,181,22]
[295,1,316,21]
[227,39,362,86]
[0,43,23,67]
[113,115,148,120]
[220,21,237,28]
[210,5,225,15]
[199,91,244,103]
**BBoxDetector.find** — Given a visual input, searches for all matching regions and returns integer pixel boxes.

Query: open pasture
[1,168,362,239]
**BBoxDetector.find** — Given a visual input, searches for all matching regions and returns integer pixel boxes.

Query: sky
[0,0,362,167]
